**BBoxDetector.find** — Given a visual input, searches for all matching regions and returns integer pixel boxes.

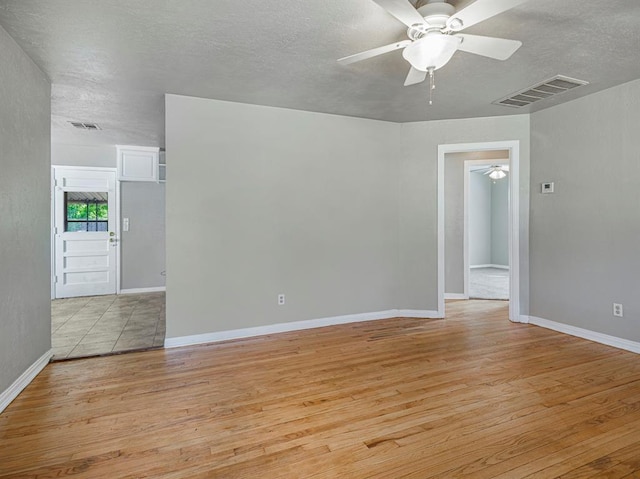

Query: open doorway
[466,161,509,300]
[438,140,522,322]
[51,165,166,360]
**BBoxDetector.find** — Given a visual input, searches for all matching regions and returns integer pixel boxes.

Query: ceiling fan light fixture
[489,169,507,180]
[401,33,461,71]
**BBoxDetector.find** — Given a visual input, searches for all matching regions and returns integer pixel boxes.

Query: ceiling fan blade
[371,0,429,28]
[483,169,492,175]
[338,40,411,65]
[404,66,427,86]
[502,165,510,171]
[456,34,522,60]
[447,0,529,32]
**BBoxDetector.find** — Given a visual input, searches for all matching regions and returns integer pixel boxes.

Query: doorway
[466,161,510,300]
[52,167,119,298]
[438,141,522,322]
[50,165,165,359]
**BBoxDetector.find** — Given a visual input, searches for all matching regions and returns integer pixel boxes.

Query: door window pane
[65,192,108,232]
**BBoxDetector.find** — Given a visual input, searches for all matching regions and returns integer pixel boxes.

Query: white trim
[50,169,56,300]
[115,178,121,294]
[470,264,510,270]
[0,349,52,413]
[395,309,440,318]
[120,286,166,294]
[437,148,445,318]
[463,160,470,299]
[508,142,521,323]
[165,309,440,348]
[444,293,468,300]
[528,316,640,355]
[51,165,116,171]
[438,141,523,323]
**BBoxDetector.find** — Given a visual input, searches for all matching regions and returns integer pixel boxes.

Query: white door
[53,167,118,298]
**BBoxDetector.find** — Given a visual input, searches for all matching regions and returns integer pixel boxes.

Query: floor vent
[69,121,101,130]
[494,75,588,108]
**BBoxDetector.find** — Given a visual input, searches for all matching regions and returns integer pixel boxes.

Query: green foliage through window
[66,202,108,220]
[65,197,108,232]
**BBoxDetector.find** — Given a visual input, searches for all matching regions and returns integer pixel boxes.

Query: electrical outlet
[613,303,623,318]
[278,294,285,306]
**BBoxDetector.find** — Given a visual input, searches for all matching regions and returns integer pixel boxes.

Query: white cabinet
[117,145,159,182]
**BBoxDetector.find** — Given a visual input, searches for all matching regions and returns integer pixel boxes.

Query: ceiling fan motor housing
[416,0,455,28]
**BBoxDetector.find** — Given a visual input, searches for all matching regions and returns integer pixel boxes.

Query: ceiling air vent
[69,121,101,130]
[494,75,589,108]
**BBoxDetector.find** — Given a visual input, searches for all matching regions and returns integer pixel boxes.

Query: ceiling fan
[338,0,528,101]
[477,164,509,179]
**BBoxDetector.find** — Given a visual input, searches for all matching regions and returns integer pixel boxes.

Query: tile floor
[51,292,165,360]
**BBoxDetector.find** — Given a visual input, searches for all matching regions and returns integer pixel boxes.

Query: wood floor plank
[2,300,640,478]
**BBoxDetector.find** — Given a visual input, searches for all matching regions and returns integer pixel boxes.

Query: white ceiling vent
[69,121,101,130]
[494,75,588,108]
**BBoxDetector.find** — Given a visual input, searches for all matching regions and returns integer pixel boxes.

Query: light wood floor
[3,300,640,478]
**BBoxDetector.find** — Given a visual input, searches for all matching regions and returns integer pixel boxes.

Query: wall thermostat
[541,182,554,194]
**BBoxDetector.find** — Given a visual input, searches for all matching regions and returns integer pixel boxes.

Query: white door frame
[51,165,121,297]
[463,159,510,299]
[438,140,522,322]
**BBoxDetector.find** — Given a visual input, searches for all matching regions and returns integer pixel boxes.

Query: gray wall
[530,78,640,340]
[399,115,530,313]
[469,172,492,266]
[120,182,166,289]
[0,26,51,393]
[491,175,509,267]
[166,95,399,338]
[166,95,530,338]
[469,171,509,268]
[51,144,166,290]
[51,143,115,168]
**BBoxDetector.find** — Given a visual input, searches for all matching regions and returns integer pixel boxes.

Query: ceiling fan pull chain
[428,67,435,105]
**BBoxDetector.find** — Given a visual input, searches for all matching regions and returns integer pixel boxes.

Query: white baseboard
[528,316,640,354]
[120,286,166,294]
[396,309,440,318]
[0,349,52,413]
[444,293,468,300]
[165,309,440,348]
[470,264,509,270]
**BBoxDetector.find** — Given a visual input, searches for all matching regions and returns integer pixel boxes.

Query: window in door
[65,192,109,232]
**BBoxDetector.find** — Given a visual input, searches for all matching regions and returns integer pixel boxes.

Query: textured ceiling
[1,0,639,147]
